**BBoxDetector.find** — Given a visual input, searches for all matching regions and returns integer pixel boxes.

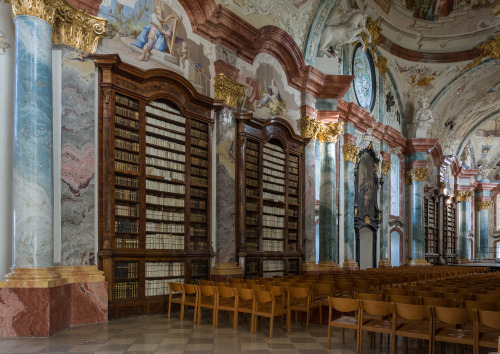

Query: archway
[356,226,377,269]
[390,231,400,267]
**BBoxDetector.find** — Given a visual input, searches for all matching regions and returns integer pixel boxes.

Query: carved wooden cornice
[213,73,245,109]
[342,143,360,163]
[454,190,473,202]
[8,0,106,53]
[405,168,429,184]
[300,116,342,143]
[475,201,493,211]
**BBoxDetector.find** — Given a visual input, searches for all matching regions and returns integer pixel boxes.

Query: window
[390,154,400,216]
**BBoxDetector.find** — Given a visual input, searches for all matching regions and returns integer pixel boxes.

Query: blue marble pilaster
[411,180,425,260]
[478,207,489,258]
[12,15,54,269]
[458,200,470,259]
[319,142,337,262]
[343,158,356,261]
[302,141,317,262]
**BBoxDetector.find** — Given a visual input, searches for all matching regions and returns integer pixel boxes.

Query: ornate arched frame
[354,144,381,268]
[352,43,377,113]
[389,227,404,266]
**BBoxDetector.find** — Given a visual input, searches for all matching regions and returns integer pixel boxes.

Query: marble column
[319,142,337,262]
[342,142,360,269]
[406,168,429,266]
[455,190,473,262]
[378,157,391,267]
[476,201,492,258]
[11,14,55,273]
[302,140,317,262]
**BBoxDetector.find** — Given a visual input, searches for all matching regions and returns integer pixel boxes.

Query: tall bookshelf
[424,190,439,265]
[95,55,216,319]
[443,196,457,264]
[235,113,309,278]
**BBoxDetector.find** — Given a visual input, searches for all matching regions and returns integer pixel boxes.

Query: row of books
[116,175,139,188]
[146,135,185,152]
[263,259,285,272]
[191,157,208,167]
[146,125,185,142]
[264,143,285,153]
[246,216,259,226]
[288,222,298,229]
[246,203,259,212]
[262,215,285,228]
[115,204,139,217]
[146,105,185,124]
[146,222,184,233]
[289,196,298,204]
[246,170,258,180]
[246,148,258,157]
[289,174,299,182]
[192,137,208,148]
[146,180,185,194]
[247,141,259,150]
[246,162,259,172]
[191,261,209,276]
[262,240,284,252]
[146,156,184,171]
[263,182,284,193]
[263,168,285,179]
[115,150,139,164]
[146,278,182,296]
[263,175,285,186]
[191,146,208,158]
[115,115,139,130]
[146,209,184,222]
[114,281,139,299]
[116,95,139,109]
[191,213,207,223]
[190,241,207,250]
[115,188,139,201]
[191,176,208,185]
[263,206,285,216]
[191,129,208,140]
[289,155,298,163]
[263,192,285,202]
[246,178,258,187]
[146,116,185,133]
[247,155,258,164]
[146,234,184,250]
[246,241,259,251]
[246,260,259,273]
[289,232,298,240]
[146,194,184,207]
[190,199,207,209]
[191,188,208,198]
[116,138,139,152]
[115,220,139,233]
[263,228,284,239]
[145,261,184,277]
[289,187,298,195]
[147,146,185,162]
[289,161,299,168]
[191,166,207,177]
[288,209,298,217]
[116,127,139,141]
[116,105,139,120]
[191,120,208,132]
[190,227,207,237]
[263,271,285,277]
[263,155,286,168]
[115,161,139,173]
[115,262,138,278]
[289,167,299,174]
[290,180,298,188]
[146,166,185,181]
[263,146,285,160]
[246,188,259,197]
[115,237,139,249]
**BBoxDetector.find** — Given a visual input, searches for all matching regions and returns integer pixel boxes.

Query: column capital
[342,143,360,162]
[475,201,493,211]
[213,73,246,108]
[405,168,429,184]
[381,160,392,175]
[454,190,473,202]
[8,0,106,53]
[300,116,343,143]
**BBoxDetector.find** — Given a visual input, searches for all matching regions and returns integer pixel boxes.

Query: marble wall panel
[60,48,96,266]
[70,282,108,326]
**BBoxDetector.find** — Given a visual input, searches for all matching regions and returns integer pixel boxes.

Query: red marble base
[0,282,107,337]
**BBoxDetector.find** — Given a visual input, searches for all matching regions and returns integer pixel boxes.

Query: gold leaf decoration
[213,74,246,109]
[300,116,343,143]
[463,33,500,72]
[381,160,392,175]
[405,168,429,184]
[342,143,360,162]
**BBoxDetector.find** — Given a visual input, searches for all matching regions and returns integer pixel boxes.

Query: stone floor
[0,309,476,354]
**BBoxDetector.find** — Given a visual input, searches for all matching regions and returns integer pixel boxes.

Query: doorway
[356,226,377,269]
[391,231,400,267]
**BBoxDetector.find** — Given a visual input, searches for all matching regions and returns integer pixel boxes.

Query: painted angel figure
[256,80,287,116]
[133,6,172,61]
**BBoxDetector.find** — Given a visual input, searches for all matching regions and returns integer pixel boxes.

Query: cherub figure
[177,41,189,69]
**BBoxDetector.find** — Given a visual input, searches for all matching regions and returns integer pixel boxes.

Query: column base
[378,259,392,268]
[211,262,243,282]
[0,266,107,337]
[457,258,472,264]
[301,261,319,275]
[408,259,430,266]
[318,261,341,272]
[342,260,359,270]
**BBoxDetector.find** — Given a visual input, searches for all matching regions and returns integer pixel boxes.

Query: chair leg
[358,329,363,354]
[180,303,185,321]
[403,337,408,354]
[287,310,292,335]
[319,305,322,326]
[306,310,310,331]
[269,316,274,338]
[168,301,171,319]
[233,310,238,330]
[342,328,345,344]
[391,333,396,354]
[328,325,332,349]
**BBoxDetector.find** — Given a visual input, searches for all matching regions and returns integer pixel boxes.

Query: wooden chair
[359,300,396,354]
[236,288,255,332]
[355,292,383,301]
[421,297,454,308]
[327,297,360,349]
[265,285,286,309]
[287,286,319,333]
[474,294,500,302]
[182,283,199,322]
[247,283,265,291]
[394,303,434,354]
[198,280,213,286]
[335,280,354,298]
[463,300,498,311]
[433,306,475,354]
[475,310,500,354]
[230,282,246,289]
[216,286,239,329]
[168,282,185,320]
[312,283,335,326]
[228,278,244,285]
[386,288,412,297]
[443,292,473,302]
[353,279,370,293]
[245,279,258,285]
[414,290,441,298]
[198,285,217,326]
[390,295,419,304]
[253,290,287,338]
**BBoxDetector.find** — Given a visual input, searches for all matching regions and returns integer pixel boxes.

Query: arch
[456,111,500,158]
[389,227,404,266]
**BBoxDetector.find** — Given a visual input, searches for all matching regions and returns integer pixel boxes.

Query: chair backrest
[355,292,383,301]
[361,299,394,317]
[434,306,473,326]
[169,282,183,294]
[442,292,473,301]
[421,297,453,308]
[214,281,228,288]
[198,280,213,286]
[313,283,334,296]
[414,290,441,298]
[288,286,310,300]
[463,300,498,311]
[328,296,359,313]
[386,288,411,296]
[228,278,244,284]
[248,283,265,291]
[335,280,353,291]
[485,288,500,294]
[474,293,500,302]
[353,279,370,290]
[199,284,217,297]
[183,283,198,296]
[245,279,258,284]
[390,295,419,304]
[477,309,500,330]
[395,303,432,321]
[294,283,312,289]
[231,282,247,289]
[265,285,285,303]
[237,287,254,302]
[254,290,274,307]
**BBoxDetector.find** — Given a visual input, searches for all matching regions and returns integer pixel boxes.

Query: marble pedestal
[378,259,392,268]
[408,259,430,267]
[211,262,243,282]
[342,260,359,270]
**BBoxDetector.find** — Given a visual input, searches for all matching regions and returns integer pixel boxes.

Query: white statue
[319,10,372,57]
[410,96,434,138]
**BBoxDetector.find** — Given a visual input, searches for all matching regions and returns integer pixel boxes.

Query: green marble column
[342,143,359,269]
[378,159,391,267]
[406,168,429,266]
[319,142,337,262]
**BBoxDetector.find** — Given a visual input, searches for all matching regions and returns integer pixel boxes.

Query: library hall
[0,0,500,353]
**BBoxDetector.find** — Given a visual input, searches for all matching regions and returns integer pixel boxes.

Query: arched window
[390,154,400,216]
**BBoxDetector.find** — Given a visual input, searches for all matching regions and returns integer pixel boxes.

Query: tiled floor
[0,309,474,354]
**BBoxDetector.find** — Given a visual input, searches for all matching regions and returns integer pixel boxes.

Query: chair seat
[396,323,430,339]
[435,328,474,345]
[479,332,500,348]
[331,316,358,328]
[362,319,392,332]
[255,305,287,316]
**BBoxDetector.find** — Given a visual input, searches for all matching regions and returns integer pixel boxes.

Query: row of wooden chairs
[328,297,500,354]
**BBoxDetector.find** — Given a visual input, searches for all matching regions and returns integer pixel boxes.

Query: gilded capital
[381,160,392,175]
[342,143,360,162]
[463,33,500,72]
[454,190,473,202]
[300,116,342,143]
[213,74,246,109]
[8,0,106,53]
[438,182,446,194]
[405,168,429,184]
[475,201,493,211]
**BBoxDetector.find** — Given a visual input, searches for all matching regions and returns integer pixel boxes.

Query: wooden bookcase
[424,190,439,265]
[95,55,217,319]
[442,196,457,264]
[235,113,309,278]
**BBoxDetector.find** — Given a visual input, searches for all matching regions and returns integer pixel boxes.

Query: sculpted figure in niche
[319,10,372,57]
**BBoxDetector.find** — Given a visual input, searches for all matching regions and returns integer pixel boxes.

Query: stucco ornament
[0,30,10,55]
[319,9,372,57]
[409,95,434,138]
